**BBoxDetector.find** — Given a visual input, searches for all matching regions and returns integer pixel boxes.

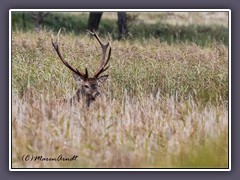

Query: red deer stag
[51,29,111,107]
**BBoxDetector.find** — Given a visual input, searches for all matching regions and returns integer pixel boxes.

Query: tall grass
[12,92,228,168]
[11,29,228,168]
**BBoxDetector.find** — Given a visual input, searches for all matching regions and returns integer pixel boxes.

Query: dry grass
[11,28,228,168]
[133,12,228,27]
[65,12,228,27]
[12,93,228,168]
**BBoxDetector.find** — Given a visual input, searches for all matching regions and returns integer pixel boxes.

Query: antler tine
[93,45,111,78]
[51,28,88,80]
[87,30,111,78]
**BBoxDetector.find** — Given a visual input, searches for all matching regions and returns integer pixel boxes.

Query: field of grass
[11,12,229,169]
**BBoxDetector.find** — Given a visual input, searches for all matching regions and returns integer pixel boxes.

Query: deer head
[51,29,111,107]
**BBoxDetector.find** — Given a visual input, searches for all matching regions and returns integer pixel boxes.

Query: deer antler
[87,30,111,78]
[51,28,89,80]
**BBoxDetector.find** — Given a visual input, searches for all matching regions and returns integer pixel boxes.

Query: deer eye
[84,85,89,89]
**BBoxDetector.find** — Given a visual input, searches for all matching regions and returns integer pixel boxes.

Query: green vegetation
[11,12,229,168]
[12,12,89,33]
[12,12,228,46]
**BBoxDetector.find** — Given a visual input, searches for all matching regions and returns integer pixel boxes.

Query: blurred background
[12,11,228,47]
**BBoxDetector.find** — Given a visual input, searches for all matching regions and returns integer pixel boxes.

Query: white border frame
[9,9,231,171]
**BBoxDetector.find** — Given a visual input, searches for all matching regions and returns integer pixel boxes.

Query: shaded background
[12,11,228,46]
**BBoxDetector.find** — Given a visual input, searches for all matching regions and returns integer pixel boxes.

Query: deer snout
[93,91,100,99]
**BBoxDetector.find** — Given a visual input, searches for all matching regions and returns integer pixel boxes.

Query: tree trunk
[88,12,103,31]
[117,12,127,39]
[31,12,49,30]
[88,12,128,39]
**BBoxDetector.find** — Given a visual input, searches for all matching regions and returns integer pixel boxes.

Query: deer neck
[76,88,93,107]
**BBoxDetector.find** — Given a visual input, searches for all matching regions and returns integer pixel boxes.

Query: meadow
[11,12,229,168]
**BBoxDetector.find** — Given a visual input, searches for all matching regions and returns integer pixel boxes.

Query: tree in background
[88,12,127,40]
[31,12,49,30]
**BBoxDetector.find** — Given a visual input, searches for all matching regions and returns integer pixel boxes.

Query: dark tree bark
[88,12,103,31]
[88,12,127,39]
[117,12,127,39]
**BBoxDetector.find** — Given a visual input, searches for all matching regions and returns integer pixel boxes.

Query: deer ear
[72,73,84,83]
[97,75,108,84]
